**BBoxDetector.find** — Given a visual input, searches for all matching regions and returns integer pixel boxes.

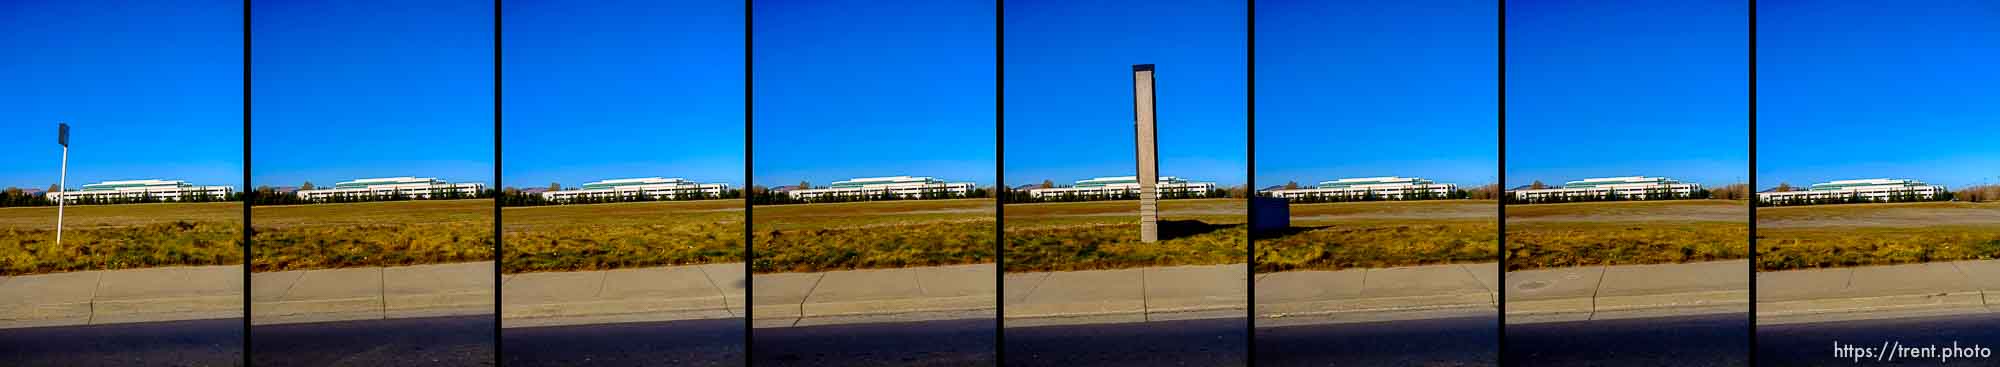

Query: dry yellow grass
[753,199,993,273]
[0,202,243,275]
[1505,200,1748,271]
[252,199,492,272]
[1258,200,1495,272]
[1004,199,1245,272]
[1757,202,2000,270]
[503,200,741,273]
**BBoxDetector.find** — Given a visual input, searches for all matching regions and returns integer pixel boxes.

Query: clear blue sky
[0,0,242,190]
[1505,0,1748,188]
[1758,0,2000,190]
[251,0,493,188]
[502,0,743,189]
[752,0,995,188]
[1004,0,1246,188]
[1256,0,1494,189]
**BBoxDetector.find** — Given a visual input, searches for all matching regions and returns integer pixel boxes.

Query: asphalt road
[1506,314,1750,366]
[1006,318,1249,367]
[1257,316,1498,366]
[252,315,494,366]
[503,318,744,366]
[0,318,244,366]
[755,318,998,366]
[1760,313,2000,366]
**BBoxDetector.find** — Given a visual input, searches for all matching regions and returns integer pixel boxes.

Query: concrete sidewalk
[0,265,243,329]
[1255,263,1496,327]
[502,263,744,328]
[755,263,995,328]
[1758,260,2000,325]
[252,261,493,325]
[1003,264,1246,327]
[1506,260,1748,324]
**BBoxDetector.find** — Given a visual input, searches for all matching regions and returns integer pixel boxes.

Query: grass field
[753,198,992,273]
[503,200,741,273]
[1256,200,1495,272]
[1004,198,1244,272]
[1757,202,2000,271]
[252,199,491,272]
[0,202,242,275]
[1506,200,1747,271]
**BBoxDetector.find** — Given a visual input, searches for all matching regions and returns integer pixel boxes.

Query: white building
[52,179,232,204]
[788,176,975,201]
[296,177,484,201]
[1757,178,1945,204]
[1508,176,1701,202]
[1260,176,1455,200]
[1026,176,1217,199]
[541,177,730,202]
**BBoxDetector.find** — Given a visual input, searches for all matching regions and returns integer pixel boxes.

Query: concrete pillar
[1133,64,1159,243]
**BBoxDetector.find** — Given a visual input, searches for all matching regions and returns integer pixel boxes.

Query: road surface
[0,318,243,367]
[1257,316,1497,366]
[1760,313,2000,366]
[252,315,494,366]
[1507,314,1749,366]
[1006,318,1248,367]
[504,318,744,366]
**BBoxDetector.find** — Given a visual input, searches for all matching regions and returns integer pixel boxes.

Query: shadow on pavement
[755,318,996,366]
[1508,313,1748,367]
[1257,316,1497,366]
[504,318,744,366]
[252,315,493,366]
[0,318,243,367]
[1007,317,1247,367]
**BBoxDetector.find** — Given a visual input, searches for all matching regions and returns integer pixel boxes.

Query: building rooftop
[1314,176,1436,189]
[1807,178,1932,191]
[77,179,201,191]
[579,177,693,189]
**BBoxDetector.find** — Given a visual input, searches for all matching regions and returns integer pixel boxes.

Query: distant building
[540,177,729,202]
[1260,176,1455,200]
[1025,176,1216,199]
[1508,176,1701,201]
[787,176,974,200]
[296,177,483,201]
[52,179,232,203]
[1757,178,1945,204]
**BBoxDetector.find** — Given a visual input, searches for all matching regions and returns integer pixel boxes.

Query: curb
[1755,261,2000,325]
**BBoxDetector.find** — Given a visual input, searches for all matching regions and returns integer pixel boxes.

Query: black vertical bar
[994,0,1006,363]
[1244,0,1257,365]
[492,0,504,364]
[1746,0,1758,364]
[743,0,755,364]
[241,0,253,364]
[1496,0,1509,365]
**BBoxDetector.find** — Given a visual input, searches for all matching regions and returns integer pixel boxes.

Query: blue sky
[1505,0,1748,188]
[1758,0,2000,190]
[251,0,493,188]
[1256,0,1494,189]
[502,0,743,189]
[0,0,242,190]
[1004,0,1246,188]
[752,0,995,188]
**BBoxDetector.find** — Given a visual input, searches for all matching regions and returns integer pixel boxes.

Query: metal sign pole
[56,122,69,246]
